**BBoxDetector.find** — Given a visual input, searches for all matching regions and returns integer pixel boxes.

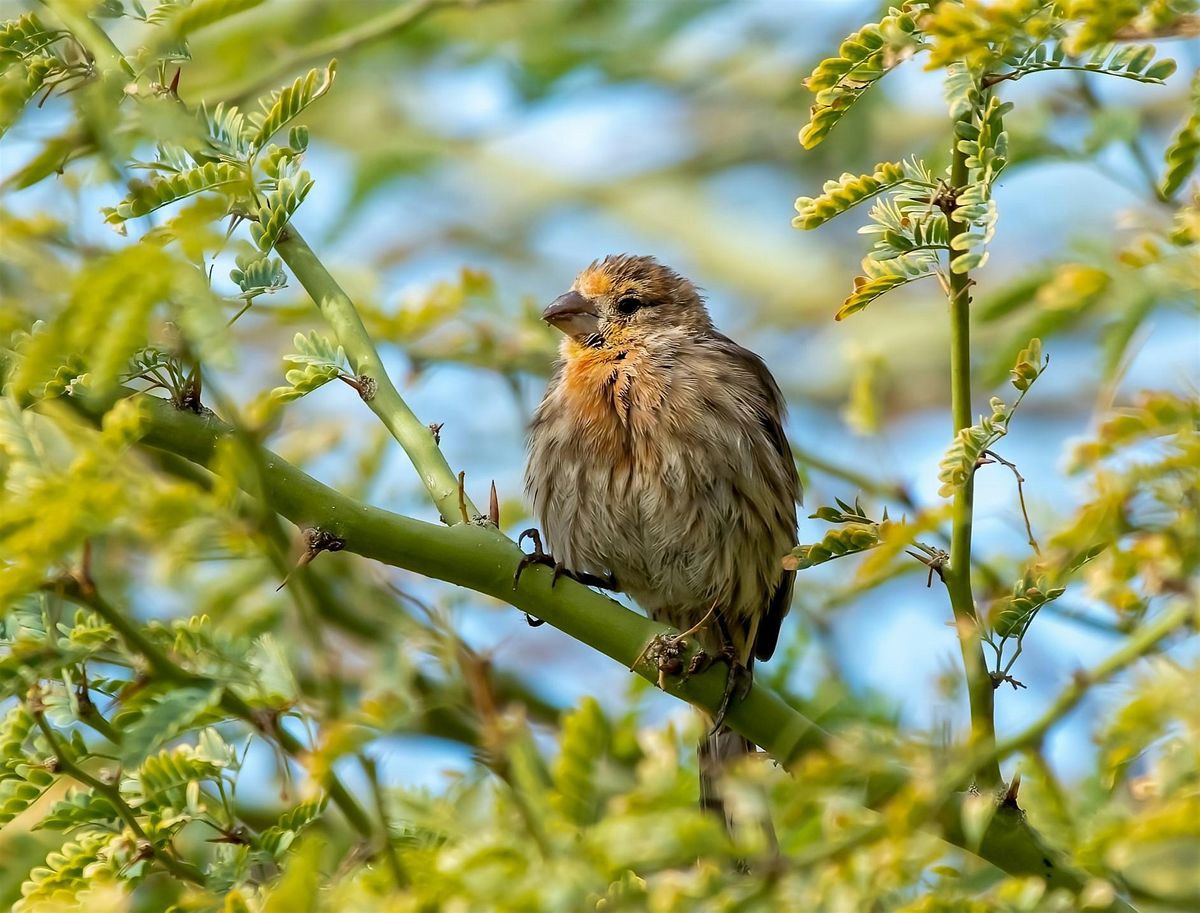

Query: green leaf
[552,696,609,826]
[258,796,328,857]
[248,61,337,153]
[937,418,997,497]
[102,162,247,229]
[153,0,265,37]
[0,762,57,827]
[251,171,314,252]
[13,832,116,913]
[1010,337,1046,392]
[1160,73,1200,200]
[793,161,906,229]
[34,788,120,832]
[799,11,922,149]
[782,523,881,570]
[119,685,220,767]
[230,252,287,300]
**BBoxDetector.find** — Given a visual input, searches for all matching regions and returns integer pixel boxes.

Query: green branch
[56,389,1138,907]
[944,112,1002,789]
[273,228,477,524]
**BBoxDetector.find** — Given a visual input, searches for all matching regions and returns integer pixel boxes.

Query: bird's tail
[698,722,755,829]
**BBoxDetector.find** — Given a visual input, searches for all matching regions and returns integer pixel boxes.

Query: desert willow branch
[942,110,1001,789]
[273,228,478,524]
[58,391,1135,909]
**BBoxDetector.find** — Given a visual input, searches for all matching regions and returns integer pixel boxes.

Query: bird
[523,253,799,830]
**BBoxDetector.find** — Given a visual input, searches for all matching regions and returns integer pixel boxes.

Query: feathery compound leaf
[271,333,347,402]
[248,61,336,153]
[552,696,609,826]
[1161,73,1200,200]
[989,573,1066,640]
[987,39,1177,86]
[0,762,57,827]
[258,795,329,857]
[153,0,265,37]
[1010,337,1046,392]
[288,330,344,367]
[198,100,251,158]
[837,250,937,320]
[251,171,314,252]
[836,275,910,321]
[230,252,287,300]
[119,685,220,767]
[799,10,922,149]
[102,161,247,229]
[34,788,120,832]
[132,745,223,813]
[782,523,881,570]
[793,162,906,229]
[13,832,118,913]
[938,415,1000,498]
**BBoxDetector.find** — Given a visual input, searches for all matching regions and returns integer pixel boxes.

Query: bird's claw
[512,528,619,592]
[702,646,750,736]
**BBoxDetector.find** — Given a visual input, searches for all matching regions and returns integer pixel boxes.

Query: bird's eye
[616,296,643,315]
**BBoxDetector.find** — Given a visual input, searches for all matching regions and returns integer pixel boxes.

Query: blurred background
[2,0,1197,803]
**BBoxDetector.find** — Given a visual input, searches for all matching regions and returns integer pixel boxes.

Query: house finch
[523,254,799,824]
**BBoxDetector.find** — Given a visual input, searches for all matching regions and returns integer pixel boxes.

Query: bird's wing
[708,332,799,664]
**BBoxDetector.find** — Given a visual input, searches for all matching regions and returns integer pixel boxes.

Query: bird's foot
[686,644,751,735]
[512,528,618,591]
[512,528,618,626]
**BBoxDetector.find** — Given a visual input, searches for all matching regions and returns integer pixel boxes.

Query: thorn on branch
[907,547,948,586]
[276,528,345,590]
[488,481,500,527]
[429,422,443,444]
[1002,774,1022,809]
[338,373,377,402]
[168,66,181,97]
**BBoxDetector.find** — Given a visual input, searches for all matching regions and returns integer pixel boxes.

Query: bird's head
[542,254,711,351]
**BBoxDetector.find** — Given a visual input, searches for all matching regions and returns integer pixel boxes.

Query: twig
[30,708,205,885]
[457,471,470,525]
[979,449,1040,553]
[359,754,407,889]
[273,228,477,524]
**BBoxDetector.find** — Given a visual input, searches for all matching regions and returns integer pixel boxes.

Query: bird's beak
[542,290,601,339]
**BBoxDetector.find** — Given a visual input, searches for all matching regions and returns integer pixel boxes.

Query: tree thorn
[488,481,500,527]
[277,528,345,590]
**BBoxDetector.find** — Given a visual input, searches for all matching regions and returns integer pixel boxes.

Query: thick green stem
[274,229,477,524]
[944,118,1002,789]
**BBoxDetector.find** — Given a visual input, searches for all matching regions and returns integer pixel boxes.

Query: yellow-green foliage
[0,2,1196,912]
